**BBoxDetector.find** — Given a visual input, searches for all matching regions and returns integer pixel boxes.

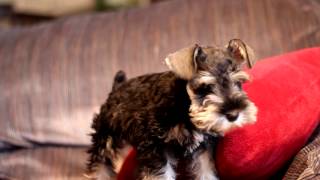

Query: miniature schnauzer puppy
[86,39,258,180]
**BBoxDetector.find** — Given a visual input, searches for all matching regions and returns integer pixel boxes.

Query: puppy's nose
[226,112,239,122]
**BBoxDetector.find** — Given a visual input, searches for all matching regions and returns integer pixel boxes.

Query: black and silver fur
[86,39,258,180]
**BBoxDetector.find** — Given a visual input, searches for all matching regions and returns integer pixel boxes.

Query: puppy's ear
[227,39,255,68]
[165,44,201,80]
[193,44,208,71]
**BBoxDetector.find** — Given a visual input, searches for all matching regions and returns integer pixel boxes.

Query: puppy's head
[165,39,257,135]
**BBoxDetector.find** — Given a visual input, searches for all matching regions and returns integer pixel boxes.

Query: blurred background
[0,0,164,28]
[0,0,319,179]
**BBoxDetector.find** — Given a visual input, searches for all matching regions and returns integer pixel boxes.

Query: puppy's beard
[189,104,219,133]
[242,101,258,124]
[189,101,257,135]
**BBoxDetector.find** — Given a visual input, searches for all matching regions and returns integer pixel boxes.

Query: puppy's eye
[235,81,242,89]
[226,59,233,64]
[196,84,215,95]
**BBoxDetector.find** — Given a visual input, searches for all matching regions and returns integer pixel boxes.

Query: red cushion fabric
[118,48,320,179]
[117,149,137,180]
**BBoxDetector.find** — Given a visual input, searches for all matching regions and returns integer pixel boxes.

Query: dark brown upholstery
[284,127,320,180]
[0,0,319,179]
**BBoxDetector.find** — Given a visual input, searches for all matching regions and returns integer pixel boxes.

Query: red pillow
[118,48,320,179]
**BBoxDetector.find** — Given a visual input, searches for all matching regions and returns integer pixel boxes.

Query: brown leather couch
[0,0,319,179]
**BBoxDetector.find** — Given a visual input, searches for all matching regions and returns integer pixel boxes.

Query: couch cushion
[283,125,320,180]
[0,147,88,179]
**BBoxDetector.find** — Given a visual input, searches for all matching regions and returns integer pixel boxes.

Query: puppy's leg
[136,145,176,180]
[86,113,119,179]
[86,136,117,179]
[188,147,218,180]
